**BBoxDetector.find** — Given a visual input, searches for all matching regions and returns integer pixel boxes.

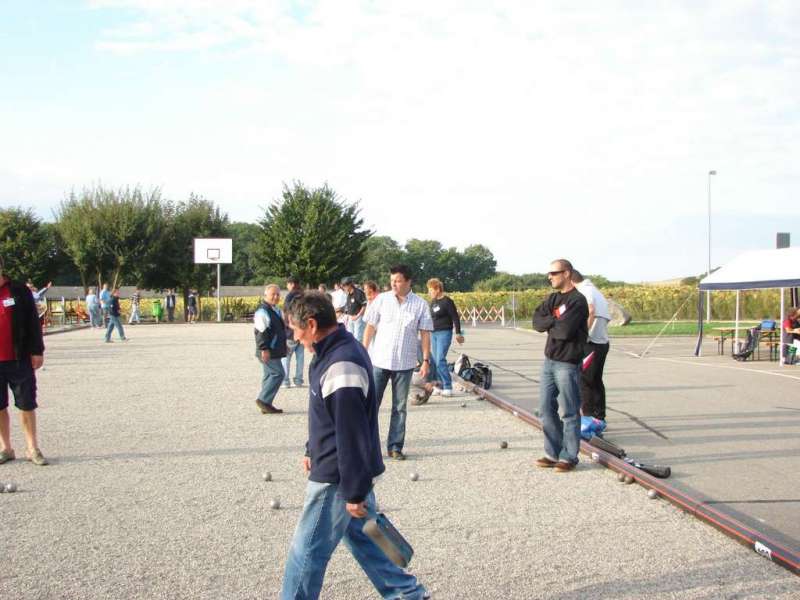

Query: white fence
[457,306,505,327]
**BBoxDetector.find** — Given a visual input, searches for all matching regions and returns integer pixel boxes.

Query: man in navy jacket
[280,292,427,600]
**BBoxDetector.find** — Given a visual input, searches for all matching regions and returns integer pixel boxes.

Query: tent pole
[694,289,705,357]
[780,288,785,367]
[734,290,740,354]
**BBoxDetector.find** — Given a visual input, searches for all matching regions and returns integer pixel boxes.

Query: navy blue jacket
[307,325,385,503]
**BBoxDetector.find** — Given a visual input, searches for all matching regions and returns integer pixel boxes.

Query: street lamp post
[707,170,717,321]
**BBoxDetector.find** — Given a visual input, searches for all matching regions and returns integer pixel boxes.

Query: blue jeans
[104,316,126,341]
[258,356,285,405]
[281,481,427,600]
[88,306,102,328]
[538,358,581,464]
[373,368,413,453]
[347,316,365,343]
[282,341,305,386]
[431,330,453,390]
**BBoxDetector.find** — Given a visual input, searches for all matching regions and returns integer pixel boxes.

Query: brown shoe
[0,449,15,464]
[554,461,576,473]
[256,400,283,414]
[389,450,406,461]
[535,456,558,468]
[27,448,49,466]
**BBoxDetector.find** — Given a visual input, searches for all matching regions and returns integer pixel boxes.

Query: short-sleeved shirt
[345,287,367,316]
[364,291,434,371]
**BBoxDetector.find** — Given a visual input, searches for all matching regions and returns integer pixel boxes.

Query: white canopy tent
[695,247,800,365]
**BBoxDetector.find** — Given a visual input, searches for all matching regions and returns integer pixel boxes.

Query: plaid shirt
[364,291,433,371]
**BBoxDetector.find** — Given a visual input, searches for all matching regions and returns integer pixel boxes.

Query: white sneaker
[441,389,453,397]
[430,387,443,396]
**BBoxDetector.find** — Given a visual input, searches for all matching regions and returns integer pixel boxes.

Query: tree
[357,236,406,284]
[0,207,53,283]
[403,239,444,289]
[56,185,166,290]
[225,222,263,285]
[257,182,372,286]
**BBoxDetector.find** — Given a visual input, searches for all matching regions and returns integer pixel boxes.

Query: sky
[1,0,799,282]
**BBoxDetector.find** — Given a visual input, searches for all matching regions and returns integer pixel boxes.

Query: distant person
[254,284,286,414]
[128,288,142,324]
[99,283,112,326]
[104,289,128,343]
[165,289,177,322]
[330,282,348,323]
[342,277,367,342]
[281,277,304,388]
[532,259,588,473]
[186,290,198,324]
[363,280,379,306]
[85,287,102,328]
[782,306,800,364]
[424,278,463,399]
[26,281,52,303]
[0,254,49,466]
[362,265,433,460]
[280,292,428,600]
[572,271,611,421]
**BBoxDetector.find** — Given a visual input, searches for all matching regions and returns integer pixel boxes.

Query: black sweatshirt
[532,288,588,364]
[430,296,462,334]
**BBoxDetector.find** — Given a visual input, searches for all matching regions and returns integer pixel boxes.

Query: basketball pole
[216,263,221,323]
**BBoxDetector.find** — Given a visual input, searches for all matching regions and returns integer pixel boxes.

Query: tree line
[0,182,502,294]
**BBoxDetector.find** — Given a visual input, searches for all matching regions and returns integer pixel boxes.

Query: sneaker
[281,383,291,389]
[293,382,305,388]
[535,456,558,468]
[554,461,576,473]
[389,450,406,461]
[27,448,49,466]
[441,389,453,397]
[256,399,284,414]
[0,449,15,464]
[430,387,443,396]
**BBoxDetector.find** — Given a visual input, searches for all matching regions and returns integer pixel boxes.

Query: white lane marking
[648,356,800,382]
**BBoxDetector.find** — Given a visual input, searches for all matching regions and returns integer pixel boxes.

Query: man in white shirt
[330,283,348,324]
[572,271,611,421]
[362,265,433,460]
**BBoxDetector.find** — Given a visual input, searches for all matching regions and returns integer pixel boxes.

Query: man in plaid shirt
[362,265,433,461]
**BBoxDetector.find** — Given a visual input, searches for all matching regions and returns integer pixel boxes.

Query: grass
[515,320,760,337]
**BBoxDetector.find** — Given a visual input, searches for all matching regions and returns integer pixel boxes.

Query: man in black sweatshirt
[280,292,428,600]
[532,259,588,473]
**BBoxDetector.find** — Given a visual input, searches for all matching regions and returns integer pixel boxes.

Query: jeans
[258,356,285,405]
[373,368,413,453]
[167,306,175,322]
[88,306,102,328]
[431,330,453,390]
[347,316,365,343]
[128,305,141,324]
[282,341,305,386]
[281,481,427,600]
[539,358,581,464]
[104,316,126,341]
[580,341,609,420]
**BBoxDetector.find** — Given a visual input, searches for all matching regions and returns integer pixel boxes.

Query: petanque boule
[500,441,508,449]
[624,475,635,485]
[5,482,17,493]
[460,402,467,408]
[263,471,272,482]
[617,472,626,482]
[270,498,281,509]
[410,472,419,482]
[647,489,659,500]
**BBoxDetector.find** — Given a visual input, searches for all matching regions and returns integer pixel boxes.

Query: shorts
[187,306,197,315]
[0,360,38,411]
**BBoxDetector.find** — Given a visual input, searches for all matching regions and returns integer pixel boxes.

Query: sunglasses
[548,270,566,276]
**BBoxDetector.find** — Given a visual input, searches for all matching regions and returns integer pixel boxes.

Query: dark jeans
[372,368,413,453]
[167,306,175,322]
[581,341,609,420]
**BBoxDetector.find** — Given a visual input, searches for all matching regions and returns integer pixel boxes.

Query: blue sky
[2,1,799,282]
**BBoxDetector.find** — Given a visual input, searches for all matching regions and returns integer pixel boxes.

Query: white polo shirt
[364,291,434,371]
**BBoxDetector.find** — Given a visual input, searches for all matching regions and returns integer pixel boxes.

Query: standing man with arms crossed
[572,271,611,422]
[532,259,588,473]
[280,292,428,600]
[362,265,433,461]
[281,276,305,388]
[0,254,48,466]
[254,284,286,414]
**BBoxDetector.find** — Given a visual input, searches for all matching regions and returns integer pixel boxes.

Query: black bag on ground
[460,361,493,390]
[733,327,759,362]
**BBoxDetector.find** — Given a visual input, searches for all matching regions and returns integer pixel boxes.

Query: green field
[516,320,760,337]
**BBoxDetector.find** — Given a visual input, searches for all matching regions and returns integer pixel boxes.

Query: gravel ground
[1,324,796,599]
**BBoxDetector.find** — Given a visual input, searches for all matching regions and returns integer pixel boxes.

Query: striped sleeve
[320,361,369,399]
